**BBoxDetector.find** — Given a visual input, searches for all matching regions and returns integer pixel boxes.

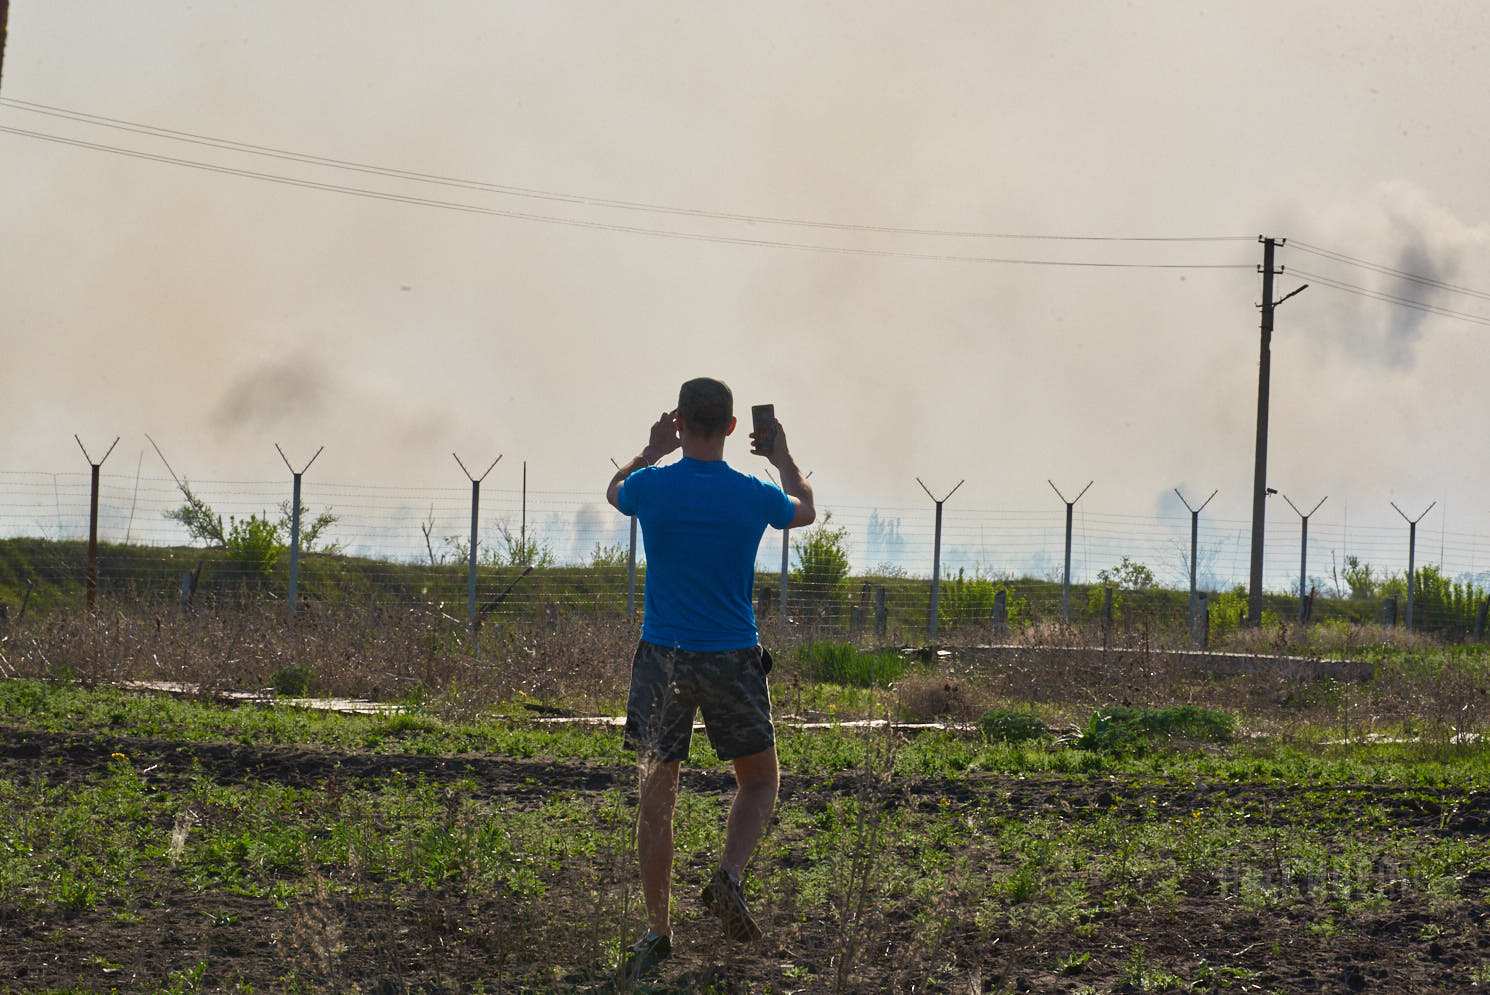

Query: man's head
[676,377,736,440]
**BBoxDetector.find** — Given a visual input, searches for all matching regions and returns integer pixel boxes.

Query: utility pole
[1174,487,1217,626]
[74,434,120,610]
[0,0,11,91]
[1392,500,1436,630]
[1281,493,1327,624]
[918,477,965,640]
[1048,479,1093,623]
[454,452,502,632]
[275,444,324,616]
[1248,237,1308,625]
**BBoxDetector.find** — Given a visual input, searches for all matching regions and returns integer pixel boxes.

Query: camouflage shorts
[624,640,775,762]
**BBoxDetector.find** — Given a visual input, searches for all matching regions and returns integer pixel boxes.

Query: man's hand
[608,410,679,511]
[644,410,681,462]
[751,417,815,528]
[749,417,792,469]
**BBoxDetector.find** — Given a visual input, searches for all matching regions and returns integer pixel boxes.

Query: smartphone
[751,404,776,454]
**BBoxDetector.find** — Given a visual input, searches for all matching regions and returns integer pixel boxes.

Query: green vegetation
[794,641,909,688]
[977,707,1048,743]
[1077,705,1236,753]
[2,677,1488,990]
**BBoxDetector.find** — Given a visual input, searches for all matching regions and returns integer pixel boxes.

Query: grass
[794,640,911,687]
[4,677,1490,989]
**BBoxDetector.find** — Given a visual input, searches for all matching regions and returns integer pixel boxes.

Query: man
[605,377,815,981]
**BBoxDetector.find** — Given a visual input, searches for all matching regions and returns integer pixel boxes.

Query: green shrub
[796,641,909,688]
[270,664,315,697]
[977,708,1047,743]
[792,512,851,605]
[1077,705,1235,753]
[938,569,1027,630]
[225,513,283,582]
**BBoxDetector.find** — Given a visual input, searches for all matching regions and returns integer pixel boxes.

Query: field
[3,626,1490,993]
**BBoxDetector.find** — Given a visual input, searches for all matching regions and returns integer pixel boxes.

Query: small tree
[1342,555,1376,599]
[276,500,341,554]
[164,481,227,547]
[225,513,283,582]
[792,511,850,604]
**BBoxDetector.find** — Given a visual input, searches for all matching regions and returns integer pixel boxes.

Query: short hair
[677,377,733,436]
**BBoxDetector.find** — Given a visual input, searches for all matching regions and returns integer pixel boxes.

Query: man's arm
[751,418,815,528]
[606,410,680,511]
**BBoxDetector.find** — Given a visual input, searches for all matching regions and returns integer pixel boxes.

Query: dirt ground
[3,727,1490,992]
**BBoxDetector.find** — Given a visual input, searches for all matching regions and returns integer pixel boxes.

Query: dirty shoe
[701,868,762,943]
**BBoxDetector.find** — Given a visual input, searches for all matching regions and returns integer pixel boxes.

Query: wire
[1290,268,1490,328]
[1290,239,1490,303]
[0,96,1256,245]
[0,124,1255,270]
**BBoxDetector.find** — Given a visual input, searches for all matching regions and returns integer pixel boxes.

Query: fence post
[276,444,324,616]
[779,526,790,635]
[1193,591,1209,648]
[1281,494,1327,625]
[1101,586,1114,649]
[1048,479,1093,623]
[917,477,965,642]
[1174,488,1217,628]
[74,435,119,610]
[1392,501,1435,631]
[1476,598,1489,641]
[627,514,639,618]
[455,453,502,632]
[875,586,887,638]
[992,588,1007,641]
[1381,596,1398,627]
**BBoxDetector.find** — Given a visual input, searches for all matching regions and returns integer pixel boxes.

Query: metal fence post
[455,453,502,630]
[1281,494,1327,625]
[1476,598,1489,642]
[74,435,119,610]
[1174,488,1217,628]
[917,477,964,641]
[992,588,1007,640]
[875,586,887,639]
[1101,586,1114,649]
[627,514,639,618]
[276,444,324,616]
[1048,479,1093,623]
[1392,501,1436,631]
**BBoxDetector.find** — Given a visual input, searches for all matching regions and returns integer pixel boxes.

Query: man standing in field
[605,377,815,980]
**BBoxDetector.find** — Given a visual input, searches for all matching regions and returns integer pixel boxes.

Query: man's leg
[722,745,779,881]
[637,756,681,937]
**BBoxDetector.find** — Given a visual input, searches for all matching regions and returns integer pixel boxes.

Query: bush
[270,664,316,697]
[792,513,850,604]
[978,708,1047,743]
[796,641,908,688]
[226,514,283,582]
[937,568,1027,630]
[1077,705,1235,753]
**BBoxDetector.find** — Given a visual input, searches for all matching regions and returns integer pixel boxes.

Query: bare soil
[2,727,1489,992]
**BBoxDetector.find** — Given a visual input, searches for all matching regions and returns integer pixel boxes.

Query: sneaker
[621,930,672,983]
[701,867,763,943]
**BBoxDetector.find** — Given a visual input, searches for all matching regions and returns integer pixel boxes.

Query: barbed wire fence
[3,460,1489,645]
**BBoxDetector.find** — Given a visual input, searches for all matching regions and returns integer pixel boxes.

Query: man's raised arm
[752,418,815,529]
[607,410,681,511]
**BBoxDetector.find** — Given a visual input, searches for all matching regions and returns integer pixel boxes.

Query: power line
[0,123,1255,270]
[0,96,1255,244]
[1290,239,1490,303]
[1291,267,1490,328]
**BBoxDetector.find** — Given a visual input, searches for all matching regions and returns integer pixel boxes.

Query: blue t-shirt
[616,457,795,651]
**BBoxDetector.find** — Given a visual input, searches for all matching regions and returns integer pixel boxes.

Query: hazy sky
[2,2,1488,582]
